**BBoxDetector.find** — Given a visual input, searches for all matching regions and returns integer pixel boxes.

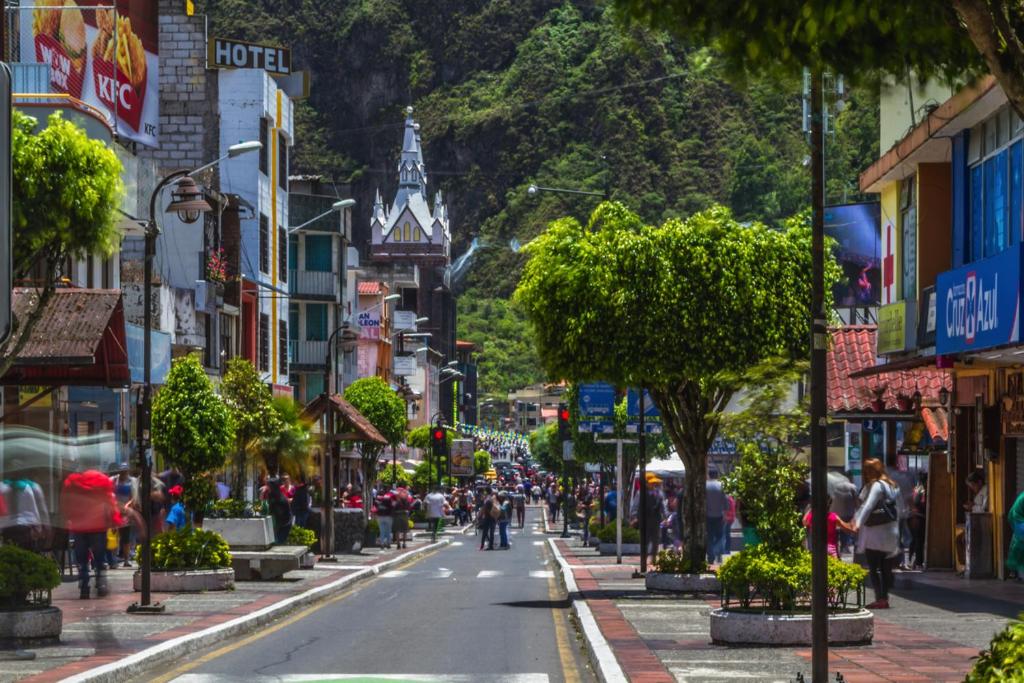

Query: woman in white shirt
[852,458,900,609]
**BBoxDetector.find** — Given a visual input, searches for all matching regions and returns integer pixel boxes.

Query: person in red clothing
[802,496,855,558]
[61,469,123,599]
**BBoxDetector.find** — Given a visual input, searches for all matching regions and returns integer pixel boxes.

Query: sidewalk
[550,538,1021,683]
[1,530,459,683]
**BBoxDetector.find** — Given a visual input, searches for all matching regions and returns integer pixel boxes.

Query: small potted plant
[287,526,318,568]
[597,523,641,555]
[645,548,720,593]
[0,545,62,642]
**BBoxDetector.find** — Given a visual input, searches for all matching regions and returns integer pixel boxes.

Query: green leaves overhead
[343,376,408,452]
[514,202,836,387]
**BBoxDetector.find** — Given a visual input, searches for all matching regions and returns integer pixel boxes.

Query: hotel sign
[208,37,291,74]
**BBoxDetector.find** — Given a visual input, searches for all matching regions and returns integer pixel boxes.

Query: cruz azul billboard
[20,0,159,147]
[936,243,1022,355]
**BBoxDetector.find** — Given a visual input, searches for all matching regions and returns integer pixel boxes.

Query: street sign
[579,382,615,432]
[562,440,575,461]
[393,354,417,377]
[393,310,417,332]
[0,63,10,346]
[626,388,662,433]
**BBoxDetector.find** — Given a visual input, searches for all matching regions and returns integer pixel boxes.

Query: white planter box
[133,568,235,592]
[645,571,721,593]
[0,606,61,642]
[205,517,274,550]
[599,542,641,556]
[709,607,874,646]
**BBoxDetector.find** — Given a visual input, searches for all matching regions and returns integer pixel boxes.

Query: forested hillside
[202,0,878,398]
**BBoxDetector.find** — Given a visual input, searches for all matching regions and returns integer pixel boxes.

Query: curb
[63,539,450,683]
[547,537,627,683]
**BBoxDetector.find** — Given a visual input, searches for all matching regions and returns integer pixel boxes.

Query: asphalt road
[154,508,592,683]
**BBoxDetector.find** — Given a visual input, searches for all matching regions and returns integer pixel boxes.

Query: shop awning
[302,393,388,445]
[0,288,130,387]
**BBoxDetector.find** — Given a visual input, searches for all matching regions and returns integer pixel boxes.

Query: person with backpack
[478,487,497,550]
[852,458,901,609]
[497,491,512,549]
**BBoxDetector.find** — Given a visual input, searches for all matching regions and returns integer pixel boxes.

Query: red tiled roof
[357,281,382,295]
[827,326,952,413]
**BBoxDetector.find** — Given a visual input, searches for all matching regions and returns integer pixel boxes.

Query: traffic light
[557,403,571,443]
[431,423,447,457]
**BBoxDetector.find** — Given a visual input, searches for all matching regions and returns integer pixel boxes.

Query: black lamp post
[128,141,260,613]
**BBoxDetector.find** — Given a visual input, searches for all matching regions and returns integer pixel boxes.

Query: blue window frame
[984,151,1009,256]
[1012,141,1023,245]
[306,303,327,341]
[304,235,332,272]
[970,164,984,261]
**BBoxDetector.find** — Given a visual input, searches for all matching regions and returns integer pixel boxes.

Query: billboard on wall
[450,439,474,477]
[824,202,881,307]
[19,0,159,147]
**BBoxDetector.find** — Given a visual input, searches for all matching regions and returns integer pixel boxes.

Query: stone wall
[136,0,218,175]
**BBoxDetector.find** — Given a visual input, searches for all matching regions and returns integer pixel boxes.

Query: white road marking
[476,570,503,578]
[380,570,408,578]
[450,541,464,546]
[533,541,544,546]
[431,569,454,579]
[529,570,554,578]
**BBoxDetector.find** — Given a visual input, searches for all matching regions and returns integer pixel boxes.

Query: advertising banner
[357,306,381,340]
[20,0,160,147]
[450,439,474,477]
[392,310,417,332]
[825,202,881,307]
[877,301,906,354]
[936,242,1022,355]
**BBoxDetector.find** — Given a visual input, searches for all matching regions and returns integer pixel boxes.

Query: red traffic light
[559,408,570,422]
[433,429,444,440]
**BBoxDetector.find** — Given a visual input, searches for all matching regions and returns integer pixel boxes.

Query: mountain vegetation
[202,0,879,399]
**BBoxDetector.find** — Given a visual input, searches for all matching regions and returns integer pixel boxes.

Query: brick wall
[136,0,218,175]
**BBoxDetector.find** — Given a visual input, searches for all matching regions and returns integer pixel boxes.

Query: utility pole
[809,67,829,683]
[636,390,648,577]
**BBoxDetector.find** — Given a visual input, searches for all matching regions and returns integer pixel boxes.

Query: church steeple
[397,106,427,199]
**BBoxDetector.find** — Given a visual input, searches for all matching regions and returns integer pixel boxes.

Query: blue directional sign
[578,382,616,433]
[626,389,662,434]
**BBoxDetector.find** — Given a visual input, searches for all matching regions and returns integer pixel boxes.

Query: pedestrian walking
[61,469,123,599]
[424,487,448,543]
[513,485,526,528]
[109,462,138,567]
[547,485,561,524]
[478,488,496,550]
[579,487,594,545]
[852,458,900,609]
[642,474,666,558]
[373,486,394,549]
[705,469,729,565]
[393,485,411,549]
[909,473,927,569]
[1007,486,1024,579]
[165,485,187,531]
[803,497,855,558]
[291,474,312,529]
[498,491,511,549]
[266,478,293,544]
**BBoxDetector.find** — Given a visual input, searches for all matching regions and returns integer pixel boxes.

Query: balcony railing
[288,339,329,367]
[288,269,338,299]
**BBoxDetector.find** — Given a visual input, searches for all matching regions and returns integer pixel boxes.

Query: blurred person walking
[62,469,123,599]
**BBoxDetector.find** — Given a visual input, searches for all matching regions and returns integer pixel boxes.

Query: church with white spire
[370,107,451,263]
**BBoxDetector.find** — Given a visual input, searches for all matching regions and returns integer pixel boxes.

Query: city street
[139,509,593,683]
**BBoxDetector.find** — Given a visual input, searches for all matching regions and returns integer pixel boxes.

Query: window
[86,256,94,289]
[203,313,214,368]
[259,314,269,372]
[305,373,324,403]
[278,132,288,190]
[259,214,269,273]
[986,151,1009,256]
[259,118,269,174]
[279,319,288,375]
[289,235,299,271]
[971,165,984,261]
[306,303,327,341]
[392,226,401,242]
[404,222,411,241]
[1013,141,1023,245]
[304,235,332,271]
[413,227,421,241]
[278,227,288,282]
[220,313,234,361]
[289,305,299,341]
[969,105,1024,261]
[899,176,916,301]
[101,256,113,289]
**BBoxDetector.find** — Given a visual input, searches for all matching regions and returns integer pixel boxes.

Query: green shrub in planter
[367,519,380,537]
[207,498,261,518]
[152,527,232,570]
[718,545,866,611]
[0,544,60,607]
[652,548,708,575]
[597,524,640,544]
[287,526,317,548]
[967,616,1024,681]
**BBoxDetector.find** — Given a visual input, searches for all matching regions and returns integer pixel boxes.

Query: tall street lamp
[129,140,261,614]
[319,291,400,561]
[438,368,464,486]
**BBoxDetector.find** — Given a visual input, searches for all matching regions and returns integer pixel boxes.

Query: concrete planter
[300,551,316,569]
[599,542,641,556]
[0,606,61,643]
[133,568,235,592]
[645,571,721,593]
[588,536,601,548]
[205,517,273,550]
[709,608,874,646]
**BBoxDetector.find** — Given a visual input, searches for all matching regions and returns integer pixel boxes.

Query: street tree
[0,110,123,377]
[220,358,280,498]
[343,377,407,514]
[152,354,235,515]
[473,449,492,475]
[515,202,836,563]
[612,1,1024,120]
[259,397,312,478]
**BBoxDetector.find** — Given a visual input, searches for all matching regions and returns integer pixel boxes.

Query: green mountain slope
[202,0,877,398]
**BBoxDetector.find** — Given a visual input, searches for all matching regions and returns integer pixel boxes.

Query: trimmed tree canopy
[344,377,407,449]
